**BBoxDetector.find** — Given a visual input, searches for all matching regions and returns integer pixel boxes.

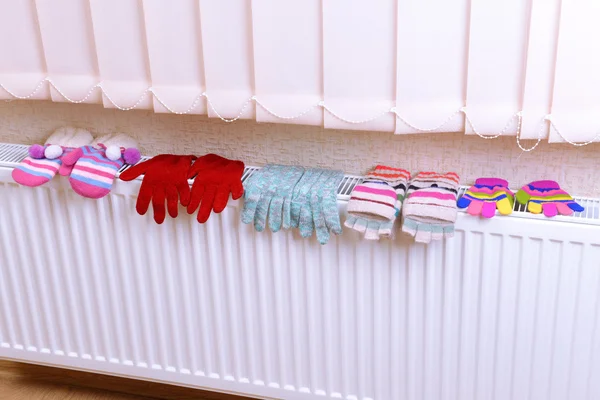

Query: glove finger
[353,217,368,233]
[231,180,244,200]
[177,180,191,207]
[515,189,531,205]
[58,163,74,177]
[496,196,513,215]
[344,215,357,229]
[364,220,381,240]
[152,186,167,224]
[254,196,272,232]
[431,224,445,241]
[213,187,231,214]
[197,186,217,224]
[312,198,330,244]
[268,196,285,232]
[568,201,585,213]
[378,220,395,239]
[528,201,542,214]
[443,224,455,238]
[456,196,471,209]
[135,179,153,216]
[119,160,148,181]
[290,200,302,228]
[556,202,574,216]
[241,190,261,225]
[187,183,205,214]
[323,197,342,235]
[542,202,558,218]
[282,196,293,230]
[299,204,314,238]
[481,201,496,218]
[467,200,483,216]
[414,223,433,244]
[166,185,179,219]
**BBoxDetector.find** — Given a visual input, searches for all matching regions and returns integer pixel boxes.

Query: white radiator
[1,142,600,400]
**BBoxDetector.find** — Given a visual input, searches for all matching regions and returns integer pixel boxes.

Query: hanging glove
[288,168,343,244]
[289,168,325,231]
[345,165,410,240]
[309,169,344,244]
[516,180,584,217]
[241,164,305,232]
[119,154,197,224]
[186,154,245,223]
[457,178,514,218]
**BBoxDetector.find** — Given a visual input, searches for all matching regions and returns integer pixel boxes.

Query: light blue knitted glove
[307,169,344,244]
[241,164,305,232]
[345,215,395,240]
[288,168,326,230]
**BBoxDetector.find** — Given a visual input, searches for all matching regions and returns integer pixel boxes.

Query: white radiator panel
[1,154,600,399]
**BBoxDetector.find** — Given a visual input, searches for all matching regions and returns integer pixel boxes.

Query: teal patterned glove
[299,169,343,244]
[241,164,305,232]
[312,170,344,244]
[288,168,326,230]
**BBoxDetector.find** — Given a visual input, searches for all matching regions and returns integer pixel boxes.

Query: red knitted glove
[120,154,197,224]
[187,154,245,223]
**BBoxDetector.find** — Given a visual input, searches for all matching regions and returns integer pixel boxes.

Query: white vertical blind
[35,0,100,104]
[251,0,323,126]
[520,0,561,140]
[465,0,529,136]
[549,0,600,143]
[199,0,255,120]
[322,0,396,132]
[88,0,152,110]
[0,0,599,147]
[0,1,49,100]
[395,0,468,134]
[142,0,206,114]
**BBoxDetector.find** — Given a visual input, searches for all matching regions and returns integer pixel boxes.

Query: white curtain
[549,0,600,143]
[252,0,323,126]
[1,0,599,144]
[36,0,100,104]
[395,0,468,134]
[143,0,206,114]
[0,1,49,100]
[89,0,152,109]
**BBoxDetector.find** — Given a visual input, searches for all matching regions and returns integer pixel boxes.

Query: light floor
[0,360,251,400]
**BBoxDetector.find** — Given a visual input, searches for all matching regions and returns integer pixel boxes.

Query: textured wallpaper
[1,100,599,196]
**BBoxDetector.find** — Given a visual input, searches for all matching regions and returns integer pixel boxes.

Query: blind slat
[35,0,100,104]
[142,0,206,114]
[89,0,152,110]
[465,0,529,136]
[549,0,600,143]
[395,0,468,134]
[322,0,396,132]
[251,0,323,126]
[199,0,254,120]
[0,1,49,100]
[520,0,561,140]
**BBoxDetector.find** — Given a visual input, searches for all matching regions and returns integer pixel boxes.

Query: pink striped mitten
[12,127,93,187]
[64,134,140,199]
[401,172,460,243]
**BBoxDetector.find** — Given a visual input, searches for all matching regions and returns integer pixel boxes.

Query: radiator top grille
[1,142,598,225]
